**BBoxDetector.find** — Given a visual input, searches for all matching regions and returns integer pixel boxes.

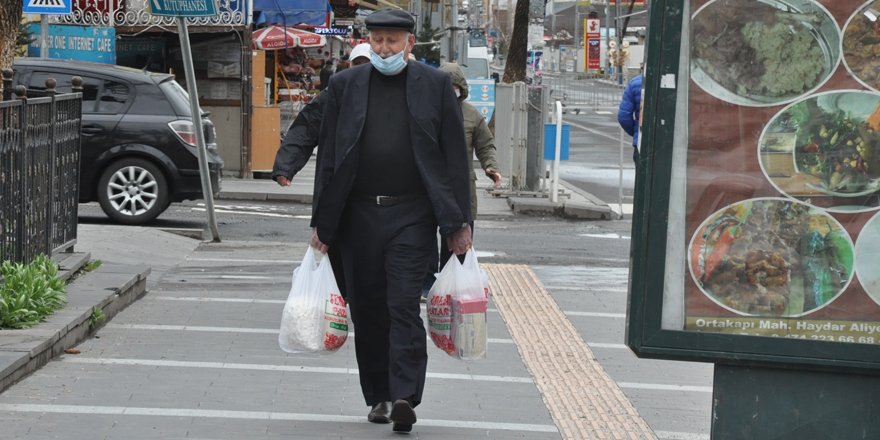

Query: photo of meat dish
[843,0,880,92]
[689,199,854,316]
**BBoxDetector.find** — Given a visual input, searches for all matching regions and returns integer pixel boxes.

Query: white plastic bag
[427,249,488,360]
[278,246,349,354]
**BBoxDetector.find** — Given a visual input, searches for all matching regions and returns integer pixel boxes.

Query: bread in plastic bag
[278,246,349,354]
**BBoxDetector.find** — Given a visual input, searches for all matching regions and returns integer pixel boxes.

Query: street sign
[148,0,218,16]
[23,0,72,15]
[26,24,115,64]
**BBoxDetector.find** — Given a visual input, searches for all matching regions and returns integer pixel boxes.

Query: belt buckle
[376,195,389,206]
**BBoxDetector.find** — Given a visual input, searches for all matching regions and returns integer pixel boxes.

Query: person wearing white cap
[309,7,472,434]
[348,42,372,66]
[272,43,374,188]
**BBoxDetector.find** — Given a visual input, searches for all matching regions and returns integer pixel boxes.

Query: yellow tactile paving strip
[485,264,657,440]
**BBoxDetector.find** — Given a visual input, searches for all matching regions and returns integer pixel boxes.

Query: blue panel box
[544,124,570,161]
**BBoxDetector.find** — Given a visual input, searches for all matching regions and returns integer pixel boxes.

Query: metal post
[551,100,562,203]
[574,3,579,71]
[46,78,57,252]
[619,127,624,219]
[16,86,28,261]
[40,15,49,59]
[451,0,459,62]
[2,68,13,101]
[177,19,221,242]
[616,0,623,84]
[526,87,544,191]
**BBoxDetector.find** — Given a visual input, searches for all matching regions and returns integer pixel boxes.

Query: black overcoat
[310,61,472,246]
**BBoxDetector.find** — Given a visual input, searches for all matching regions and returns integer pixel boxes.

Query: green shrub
[0,255,67,329]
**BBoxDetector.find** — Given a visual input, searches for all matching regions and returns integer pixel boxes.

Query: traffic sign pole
[147,0,221,242]
[176,18,221,242]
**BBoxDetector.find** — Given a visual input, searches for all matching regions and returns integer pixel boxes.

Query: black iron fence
[0,70,82,264]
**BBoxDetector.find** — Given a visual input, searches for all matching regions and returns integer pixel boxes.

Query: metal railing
[1,72,82,264]
[544,72,628,111]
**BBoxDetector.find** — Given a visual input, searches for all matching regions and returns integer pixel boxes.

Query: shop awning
[253,0,330,26]
[253,25,327,49]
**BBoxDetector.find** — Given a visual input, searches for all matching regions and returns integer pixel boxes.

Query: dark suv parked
[12,58,223,224]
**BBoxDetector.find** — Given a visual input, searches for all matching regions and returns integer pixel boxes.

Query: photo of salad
[842,0,880,92]
[689,198,853,317]
[758,91,880,202]
[691,0,839,107]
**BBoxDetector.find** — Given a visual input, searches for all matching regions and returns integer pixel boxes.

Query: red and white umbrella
[252,25,326,50]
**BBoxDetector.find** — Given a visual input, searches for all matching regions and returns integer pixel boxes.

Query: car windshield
[461,58,489,79]
[159,78,205,117]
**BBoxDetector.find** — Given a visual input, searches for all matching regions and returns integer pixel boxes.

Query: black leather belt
[358,193,422,207]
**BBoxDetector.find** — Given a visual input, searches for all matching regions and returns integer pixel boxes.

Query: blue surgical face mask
[370,42,409,76]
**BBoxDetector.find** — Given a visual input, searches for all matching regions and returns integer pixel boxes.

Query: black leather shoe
[368,401,392,424]
[390,399,416,433]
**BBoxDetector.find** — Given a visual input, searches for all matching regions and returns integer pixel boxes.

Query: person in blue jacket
[617,73,643,163]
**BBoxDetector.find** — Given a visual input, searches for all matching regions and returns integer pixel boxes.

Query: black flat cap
[365,9,415,33]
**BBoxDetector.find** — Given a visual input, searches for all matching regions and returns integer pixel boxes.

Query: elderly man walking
[308,8,473,433]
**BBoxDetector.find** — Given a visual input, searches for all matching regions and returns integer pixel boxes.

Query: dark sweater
[353,67,426,197]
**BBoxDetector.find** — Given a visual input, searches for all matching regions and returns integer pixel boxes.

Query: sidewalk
[218,159,616,220]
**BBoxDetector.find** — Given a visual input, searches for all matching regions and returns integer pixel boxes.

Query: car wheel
[97,158,169,224]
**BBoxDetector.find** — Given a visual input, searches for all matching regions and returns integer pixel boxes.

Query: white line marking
[106,324,277,334]
[578,233,630,240]
[151,296,286,304]
[618,382,713,393]
[186,257,299,264]
[103,324,517,344]
[0,403,558,433]
[146,296,624,322]
[216,275,278,280]
[60,357,533,383]
[655,431,710,440]
[564,311,626,319]
[587,342,629,349]
[192,207,311,220]
[566,120,622,143]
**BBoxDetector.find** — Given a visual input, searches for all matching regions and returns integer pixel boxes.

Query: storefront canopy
[253,0,330,26]
[252,25,327,49]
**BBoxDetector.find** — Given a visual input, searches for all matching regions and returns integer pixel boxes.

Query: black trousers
[337,195,436,407]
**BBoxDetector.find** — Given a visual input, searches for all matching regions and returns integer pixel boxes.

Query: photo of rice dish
[691,0,839,106]
[689,199,853,317]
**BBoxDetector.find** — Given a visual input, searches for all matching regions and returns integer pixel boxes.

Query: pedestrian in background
[423,62,502,294]
[309,9,472,434]
[617,72,643,163]
[271,43,372,187]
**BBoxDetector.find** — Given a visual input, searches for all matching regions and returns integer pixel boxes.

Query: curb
[217,190,313,204]
[0,255,150,393]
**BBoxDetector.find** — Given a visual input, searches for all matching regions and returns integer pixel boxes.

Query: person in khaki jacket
[423,62,503,294]
[439,62,503,219]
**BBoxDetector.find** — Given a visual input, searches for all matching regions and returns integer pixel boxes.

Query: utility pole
[574,1,579,70]
[451,0,459,62]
